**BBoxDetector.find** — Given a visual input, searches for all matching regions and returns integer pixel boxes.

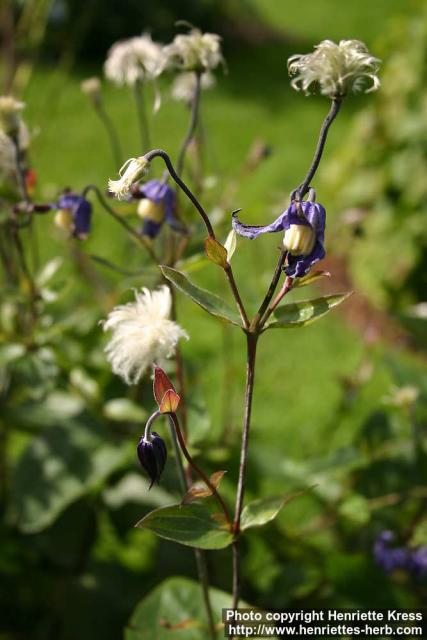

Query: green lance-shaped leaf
[135,503,233,549]
[160,265,242,326]
[241,491,307,530]
[265,292,351,329]
[126,577,251,640]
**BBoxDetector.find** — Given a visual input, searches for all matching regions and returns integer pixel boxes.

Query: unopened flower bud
[54,209,74,233]
[81,77,102,105]
[283,224,316,256]
[137,431,167,488]
[137,198,165,222]
[0,96,25,138]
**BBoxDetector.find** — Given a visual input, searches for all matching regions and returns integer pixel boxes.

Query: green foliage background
[1,1,427,638]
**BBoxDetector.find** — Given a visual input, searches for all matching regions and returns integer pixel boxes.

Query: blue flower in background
[134,179,183,239]
[374,531,427,578]
[232,199,326,278]
[54,191,92,239]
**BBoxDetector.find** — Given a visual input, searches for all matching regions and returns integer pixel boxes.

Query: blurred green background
[1,0,427,638]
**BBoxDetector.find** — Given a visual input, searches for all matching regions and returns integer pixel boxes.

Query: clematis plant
[102,33,380,640]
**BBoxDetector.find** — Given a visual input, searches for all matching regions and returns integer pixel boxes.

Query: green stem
[176,71,202,178]
[134,80,151,153]
[94,102,123,168]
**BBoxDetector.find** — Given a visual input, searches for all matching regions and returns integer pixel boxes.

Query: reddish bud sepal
[159,388,181,414]
[153,366,175,405]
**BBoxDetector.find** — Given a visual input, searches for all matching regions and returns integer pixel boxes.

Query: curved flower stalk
[102,286,189,385]
[232,196,326,278]
[288,39,381,98]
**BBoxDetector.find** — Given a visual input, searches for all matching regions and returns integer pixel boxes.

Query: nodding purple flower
[137,431,167,488]
[232,198,326,278]
[374,531,427,579]
[55,191,92,239]
[132,179,183,239]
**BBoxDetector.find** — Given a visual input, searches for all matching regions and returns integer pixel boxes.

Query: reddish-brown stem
[169,412,232,527]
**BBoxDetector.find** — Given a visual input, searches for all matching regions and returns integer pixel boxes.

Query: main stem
[232,332,258,609]
[167,420,217,640]
[134,80,151,152]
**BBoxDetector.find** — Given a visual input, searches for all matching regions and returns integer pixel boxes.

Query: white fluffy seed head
[102,286,189,385]
[288,39,381,98]
[104,34,167,86]
[165,29,223,72]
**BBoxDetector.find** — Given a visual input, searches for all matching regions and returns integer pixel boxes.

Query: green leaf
[265,292,351,329]
[135,503,233,549]
[126,577,243,640]
[241,491,306,530]
[160,266,242,326]
[294,270,331,288]
[8,417,129,533]
[204,237,228,268]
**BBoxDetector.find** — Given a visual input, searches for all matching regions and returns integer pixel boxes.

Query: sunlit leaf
[160,266,242,326]
[265,292,351,329]
[241,491,307,530]
[126,577,243,640]
[204,237,228,268]
[135,503,233,549]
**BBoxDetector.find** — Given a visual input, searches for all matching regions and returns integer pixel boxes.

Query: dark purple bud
[137,431,167,488]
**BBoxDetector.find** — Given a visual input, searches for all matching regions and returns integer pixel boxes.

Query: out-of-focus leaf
[35,257,63,287]
[338,494,370,526]
[181,471,226,505]
[265,293,351,329]
[241,491,306,530]
[103,398,147,422]
[0,343,25,366]
[6,391,85,429]
[103,473,174,509]
[90,254,155,277]
[126,577,244,640]
[135,503,233,549]
[8,417,129,533]
[161,266,242,326]
[70,367,100,401]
